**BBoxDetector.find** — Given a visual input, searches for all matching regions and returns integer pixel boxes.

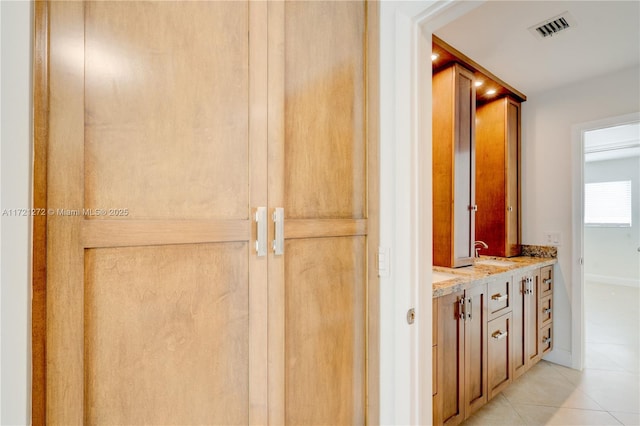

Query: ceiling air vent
[529,12,576,39]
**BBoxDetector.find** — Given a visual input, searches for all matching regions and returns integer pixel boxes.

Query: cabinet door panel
[84,243,249,424]
[284,237,366,425]
[438,291,465,425]
[453,68,476,264]
[512,273,527,379]
[84,1,249,221]
[464,284,488,416]
[283,1,366,220]
[433,64,476,268]
[44,2,264,424]
[526,270,541,365]
[506,99,521,256]
[271,2,375,424]
[488,313,513,400]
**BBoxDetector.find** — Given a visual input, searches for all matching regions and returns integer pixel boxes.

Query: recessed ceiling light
[486,89,497,95]
[474,81,483,87]
[431,53,439,61]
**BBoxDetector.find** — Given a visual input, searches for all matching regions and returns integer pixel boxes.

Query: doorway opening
[582,121,640,372]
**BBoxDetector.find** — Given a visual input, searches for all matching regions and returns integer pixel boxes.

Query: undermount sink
[432,271,459,283]
[475,259,516,267]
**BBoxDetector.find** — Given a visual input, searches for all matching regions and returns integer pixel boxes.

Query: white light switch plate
[378,247,390,277]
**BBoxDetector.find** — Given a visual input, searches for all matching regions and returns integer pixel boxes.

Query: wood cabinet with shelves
[475,96,521,257]
[433,283,488,425]
[433,63,477,268]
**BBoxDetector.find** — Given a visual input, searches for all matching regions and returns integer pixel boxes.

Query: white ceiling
[435,0,640,96]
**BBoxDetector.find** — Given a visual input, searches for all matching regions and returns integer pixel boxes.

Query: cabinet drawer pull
[492,330,508,340]
[543,278,552,285]
[491,293,508,302]
[542,336,552,344]
[255,207,267,257]
[543,307,552,315]
[272,207,284,255]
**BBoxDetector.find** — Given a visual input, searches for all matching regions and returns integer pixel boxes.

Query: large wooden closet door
[44,1,267,423]
[39,1,377,424]
[267,1,378,424]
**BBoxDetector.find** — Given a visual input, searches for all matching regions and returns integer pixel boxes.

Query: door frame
[378,1,483,423]
[570,110,640,370]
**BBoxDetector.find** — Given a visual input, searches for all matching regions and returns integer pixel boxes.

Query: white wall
[0,0,33,423]
[522,65,640,366]
[584,156,640,287]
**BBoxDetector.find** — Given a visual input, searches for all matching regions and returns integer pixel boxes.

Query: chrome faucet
[474,241,488,258]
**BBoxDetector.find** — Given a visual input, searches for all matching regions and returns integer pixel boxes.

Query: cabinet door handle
[255,207,267,257]
[468,205,478,211]
[467,298,472,321]
[543,278,552,285]
[492,330,508,340]
[272,207,284,255]
[458,298,465,320]
[542,336,552,344]
[492,293,508,302]
[543,307,552,315]
[507,206,513,212]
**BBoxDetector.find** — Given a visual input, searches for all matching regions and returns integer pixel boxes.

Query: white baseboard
[585,273,640,288]
[543,348,573,369]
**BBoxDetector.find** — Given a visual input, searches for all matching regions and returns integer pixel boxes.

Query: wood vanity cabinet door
[488,313,513,400]
[433,63,476,268]
[437,291,465,426]
[464,283,488,418]
[512,268,541,379]
[476,97,521,258]
[526,270,542,366]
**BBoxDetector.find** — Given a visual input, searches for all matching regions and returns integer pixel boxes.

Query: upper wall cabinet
[433,63,477,268]
[431,36,526,265]
[476,97,522,257]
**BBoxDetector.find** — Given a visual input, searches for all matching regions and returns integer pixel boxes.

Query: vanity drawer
[539,295,552,328]
[488,278,513,320]
[540,265,553,298]
[540,323,553,355]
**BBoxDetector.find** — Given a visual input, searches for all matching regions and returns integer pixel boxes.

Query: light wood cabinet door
[433,63,476,268]
[42,2,264,423]
[36,1,378,424]
[475,97,521,257]
[268,2,378,424]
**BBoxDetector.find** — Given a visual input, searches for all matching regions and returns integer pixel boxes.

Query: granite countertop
[432,255,557,298]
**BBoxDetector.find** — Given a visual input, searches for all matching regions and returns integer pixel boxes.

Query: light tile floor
[462,282,639,425]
